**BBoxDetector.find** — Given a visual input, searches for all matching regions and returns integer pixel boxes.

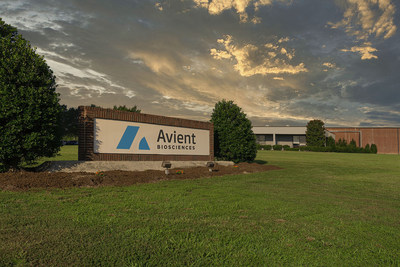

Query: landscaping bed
[0,162,281,191]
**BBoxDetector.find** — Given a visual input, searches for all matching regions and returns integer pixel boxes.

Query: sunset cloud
[192,0,290,23]
[341,44,378,60]
[322,62,340,72]
[129,52,179,74]
[322,62,336,69]
[210,35,307,77]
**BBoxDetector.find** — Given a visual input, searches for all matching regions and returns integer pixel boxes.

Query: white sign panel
[94,118,210,155]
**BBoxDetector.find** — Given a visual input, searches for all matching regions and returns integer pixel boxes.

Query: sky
[1,0,400,126]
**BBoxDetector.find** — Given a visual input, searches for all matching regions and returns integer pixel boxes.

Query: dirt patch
[0,162,281,191]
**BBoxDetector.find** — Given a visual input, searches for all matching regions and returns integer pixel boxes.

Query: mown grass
[1,151,399,266]
[1,146,78,171]
[29,145,78,165]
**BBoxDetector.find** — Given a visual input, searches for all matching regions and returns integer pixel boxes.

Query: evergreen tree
[364,144,371,153]
[370,144,378,154]
[306,119,325,147]
[349,139,357,147]
[211,100,257,163]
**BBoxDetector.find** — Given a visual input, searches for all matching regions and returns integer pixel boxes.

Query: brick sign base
[78,106,214,161]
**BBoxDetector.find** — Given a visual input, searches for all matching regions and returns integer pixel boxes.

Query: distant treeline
[61,105,140,140]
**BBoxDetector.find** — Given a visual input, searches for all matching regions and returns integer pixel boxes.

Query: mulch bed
[0,162,282,191]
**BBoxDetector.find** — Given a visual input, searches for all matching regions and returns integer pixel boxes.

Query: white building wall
[253,126,307,135]
[253,126,333,147]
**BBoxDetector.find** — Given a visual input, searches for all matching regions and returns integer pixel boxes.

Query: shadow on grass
[23,161,52,172]
[253,160,268,165]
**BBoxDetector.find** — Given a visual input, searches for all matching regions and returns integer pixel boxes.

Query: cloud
[210,35,308,77]
[0,1,91,34]
[193,0,254,18]
[322,62,340,72]
[129,51,180,75]
[3,0,399,127]
[328,0,397,60]
[192,0,290,23]
[154,2,163,11]
[36,48,129,97]
[358,106,400,125]
[322,62,336,68]
[329,0,397,40]
[341,44,378,60]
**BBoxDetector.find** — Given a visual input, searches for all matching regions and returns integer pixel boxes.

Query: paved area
[43,160,234,173]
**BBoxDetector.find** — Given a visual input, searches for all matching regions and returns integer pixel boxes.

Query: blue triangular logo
[117,126,139,149]
[139,137,150,150]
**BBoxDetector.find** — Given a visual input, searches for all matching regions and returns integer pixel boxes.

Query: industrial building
[253,126,400,154]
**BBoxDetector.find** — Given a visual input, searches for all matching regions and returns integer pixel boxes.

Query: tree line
[61,105,141,140]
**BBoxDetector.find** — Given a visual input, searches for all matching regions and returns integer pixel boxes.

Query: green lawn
[32,145,78,164]
[1,151,400,266]
[1,146,78,171]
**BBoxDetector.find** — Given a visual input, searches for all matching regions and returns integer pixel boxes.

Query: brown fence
[78,106,214,161]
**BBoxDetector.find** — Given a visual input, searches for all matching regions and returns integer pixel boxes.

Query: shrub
[211,100,257,163]
[0,19,62,170]
[358,147,366,153]
[364,144,371,153]
[335,146,348,153]
[257,140,375,155]
[298,146,345,153]
[326,136,335,147]
[370,144,378,154]
[349,139,357,148]
[311,146,320,152]
[257,144,272,150]
[336,138,347,147]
